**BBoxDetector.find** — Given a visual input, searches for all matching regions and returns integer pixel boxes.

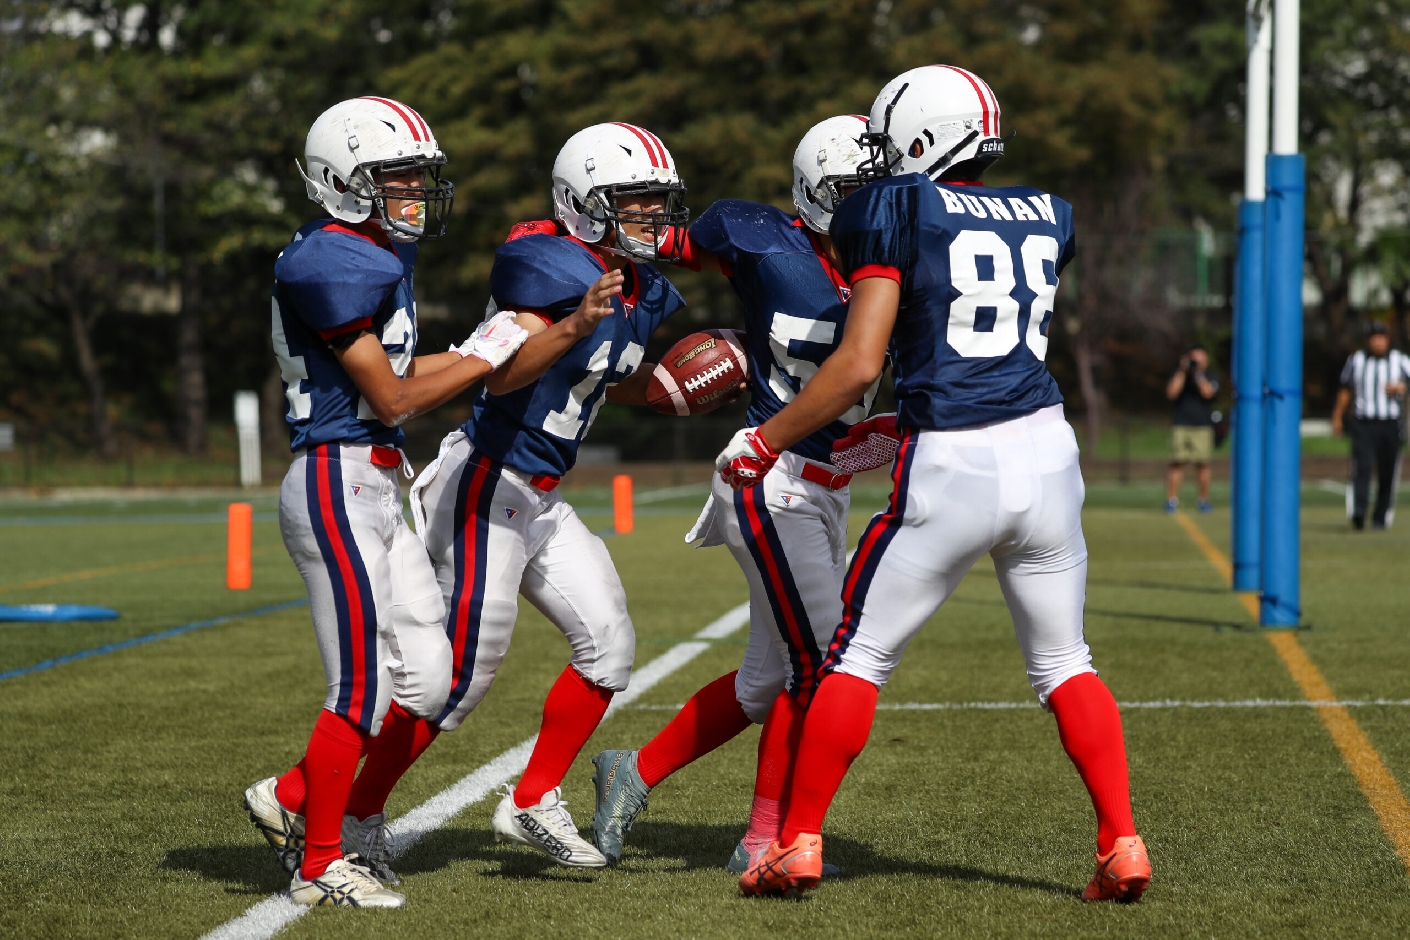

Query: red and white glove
[716,427,780,489]
[451,311,530,370]
[830,413,901,473]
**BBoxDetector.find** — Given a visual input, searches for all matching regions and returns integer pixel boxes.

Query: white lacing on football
[830,431,900,474]
[683,358,735,393]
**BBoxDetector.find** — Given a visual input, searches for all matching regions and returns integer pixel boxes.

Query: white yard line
[203,602,750,940]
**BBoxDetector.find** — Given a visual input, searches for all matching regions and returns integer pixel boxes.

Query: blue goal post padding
[0,604,120,622]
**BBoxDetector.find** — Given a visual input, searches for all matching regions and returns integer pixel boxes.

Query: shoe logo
[505,507,518,519]
[515,813,573,862]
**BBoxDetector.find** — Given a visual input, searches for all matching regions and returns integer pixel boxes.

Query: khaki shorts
[1170,425,1214,463]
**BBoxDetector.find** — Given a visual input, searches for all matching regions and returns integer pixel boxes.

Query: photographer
[1332,323,1410,530]
[1165,346,1219,513]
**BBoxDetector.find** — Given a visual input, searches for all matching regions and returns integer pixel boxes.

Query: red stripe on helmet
[404,103,432,140]
[934,65,991,137]
[612,122,662,168]
[642,127,671,170]
[360,96,423,142]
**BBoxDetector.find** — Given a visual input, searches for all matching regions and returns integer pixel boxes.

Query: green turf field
[2,482,1408,938]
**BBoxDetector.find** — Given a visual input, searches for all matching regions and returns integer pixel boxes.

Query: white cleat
[342,813,400,885]
[491,785,608,868]
[243,777,304,875]
[289,855,407,908]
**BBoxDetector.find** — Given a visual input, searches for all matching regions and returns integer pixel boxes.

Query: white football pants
[825,404,1095,705]
[279,443,453,735]
[413,432,636,733]
[690,451,851,722]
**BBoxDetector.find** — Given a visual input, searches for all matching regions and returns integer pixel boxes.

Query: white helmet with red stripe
[551,123,689,262]
[297,96,455,241]
[858,65,1006,183]
[792,114,870,234]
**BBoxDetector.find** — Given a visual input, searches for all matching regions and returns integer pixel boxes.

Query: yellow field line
[0,546,279,595]
[1172,511,1410,869]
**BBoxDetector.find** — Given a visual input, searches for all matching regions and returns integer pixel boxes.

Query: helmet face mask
[594,181,689,262]
[356,159,455,242]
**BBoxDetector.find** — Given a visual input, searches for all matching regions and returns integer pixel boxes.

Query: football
[646,329,749,416]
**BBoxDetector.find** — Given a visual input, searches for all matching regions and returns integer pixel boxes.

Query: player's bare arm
[334,331,498,426]
[756,276,899,451]
[485,269,624,394]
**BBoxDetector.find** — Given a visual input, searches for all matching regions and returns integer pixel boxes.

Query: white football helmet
[792,114,870,234]
[297,97,454,242]
[858,65,1006,183]
[551,123,688,262]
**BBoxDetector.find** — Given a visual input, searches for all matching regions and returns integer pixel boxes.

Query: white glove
[452,311,529,370]
[715,427,780,489]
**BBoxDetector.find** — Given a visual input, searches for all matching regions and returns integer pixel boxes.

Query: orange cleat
[739,832,824,897]
[1082,835,1151,902]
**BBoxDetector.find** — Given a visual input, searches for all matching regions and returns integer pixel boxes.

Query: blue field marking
[0,598,309,683]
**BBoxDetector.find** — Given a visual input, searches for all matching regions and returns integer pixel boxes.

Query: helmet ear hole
[570,191,585,215]
[909,138,925,159]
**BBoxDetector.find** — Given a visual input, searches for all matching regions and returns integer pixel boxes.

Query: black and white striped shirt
[1341,349,1410,420]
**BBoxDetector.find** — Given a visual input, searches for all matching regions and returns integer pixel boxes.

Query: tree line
[1,0,1406,460]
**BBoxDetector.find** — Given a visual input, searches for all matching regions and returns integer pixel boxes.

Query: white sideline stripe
[625,697,1410,712]
[204,601,750,940]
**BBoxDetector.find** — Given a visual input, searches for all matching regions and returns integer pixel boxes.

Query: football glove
[452,311,530,370]
[830,413,901,473]
[716,427,780,489]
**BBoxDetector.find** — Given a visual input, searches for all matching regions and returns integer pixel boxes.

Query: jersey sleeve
[1340,354,1356,386]
[830,176,921,284]
[274,231,404,333]
[688,200,798,269]
[489,235,594,321]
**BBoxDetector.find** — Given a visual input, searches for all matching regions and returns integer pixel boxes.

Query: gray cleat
[590,749,652,865]
[728,839,841,877]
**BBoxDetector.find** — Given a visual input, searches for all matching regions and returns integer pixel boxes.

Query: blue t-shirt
[272,220,419,450]
[830,174,1074,430]
[690,200,876,463]
[465,234,685,477]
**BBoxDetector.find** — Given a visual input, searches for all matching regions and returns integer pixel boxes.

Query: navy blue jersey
[466,234,685,477]
[690,200,876,463]
[830,174,1074,430]
[272,220,420,451]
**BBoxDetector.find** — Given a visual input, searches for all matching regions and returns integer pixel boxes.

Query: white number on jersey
[271,299,312,420]
[542,341,645,440]
[767,313,879,425]
[946,230,1061,362]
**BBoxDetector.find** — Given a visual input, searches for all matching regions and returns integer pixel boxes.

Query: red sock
[1048,672,1136,855]
[275,760,307,816]
[299,710,369,880]
[743,691,807,849]
[636,671,752,788]
[344,701,440,820]
[781,673,878,843]
[514,666,614,808]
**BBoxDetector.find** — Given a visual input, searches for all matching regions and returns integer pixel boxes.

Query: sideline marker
[613,474,634,535]
[227,503,253,590]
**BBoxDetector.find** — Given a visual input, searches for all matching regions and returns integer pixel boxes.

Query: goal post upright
[1233,0,1271,593]
[1261,0,1305,627]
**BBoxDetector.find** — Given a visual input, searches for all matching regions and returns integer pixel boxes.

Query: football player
[724,67,1152,902]
[369,123,689,868]
[587,116,893,872]
[242,97,532,907]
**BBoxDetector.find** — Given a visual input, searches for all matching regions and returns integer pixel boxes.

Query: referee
[1332,323,1410,529]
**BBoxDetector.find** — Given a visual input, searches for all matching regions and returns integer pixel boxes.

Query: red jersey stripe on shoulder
[851,263,902,286]
[321,220,391,248]
[612,123,662,168]
[360,96,423,142]
[317,316,374,341]
[934,65,990,137]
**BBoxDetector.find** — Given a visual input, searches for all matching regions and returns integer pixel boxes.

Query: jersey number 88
[947,230,1060,362]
